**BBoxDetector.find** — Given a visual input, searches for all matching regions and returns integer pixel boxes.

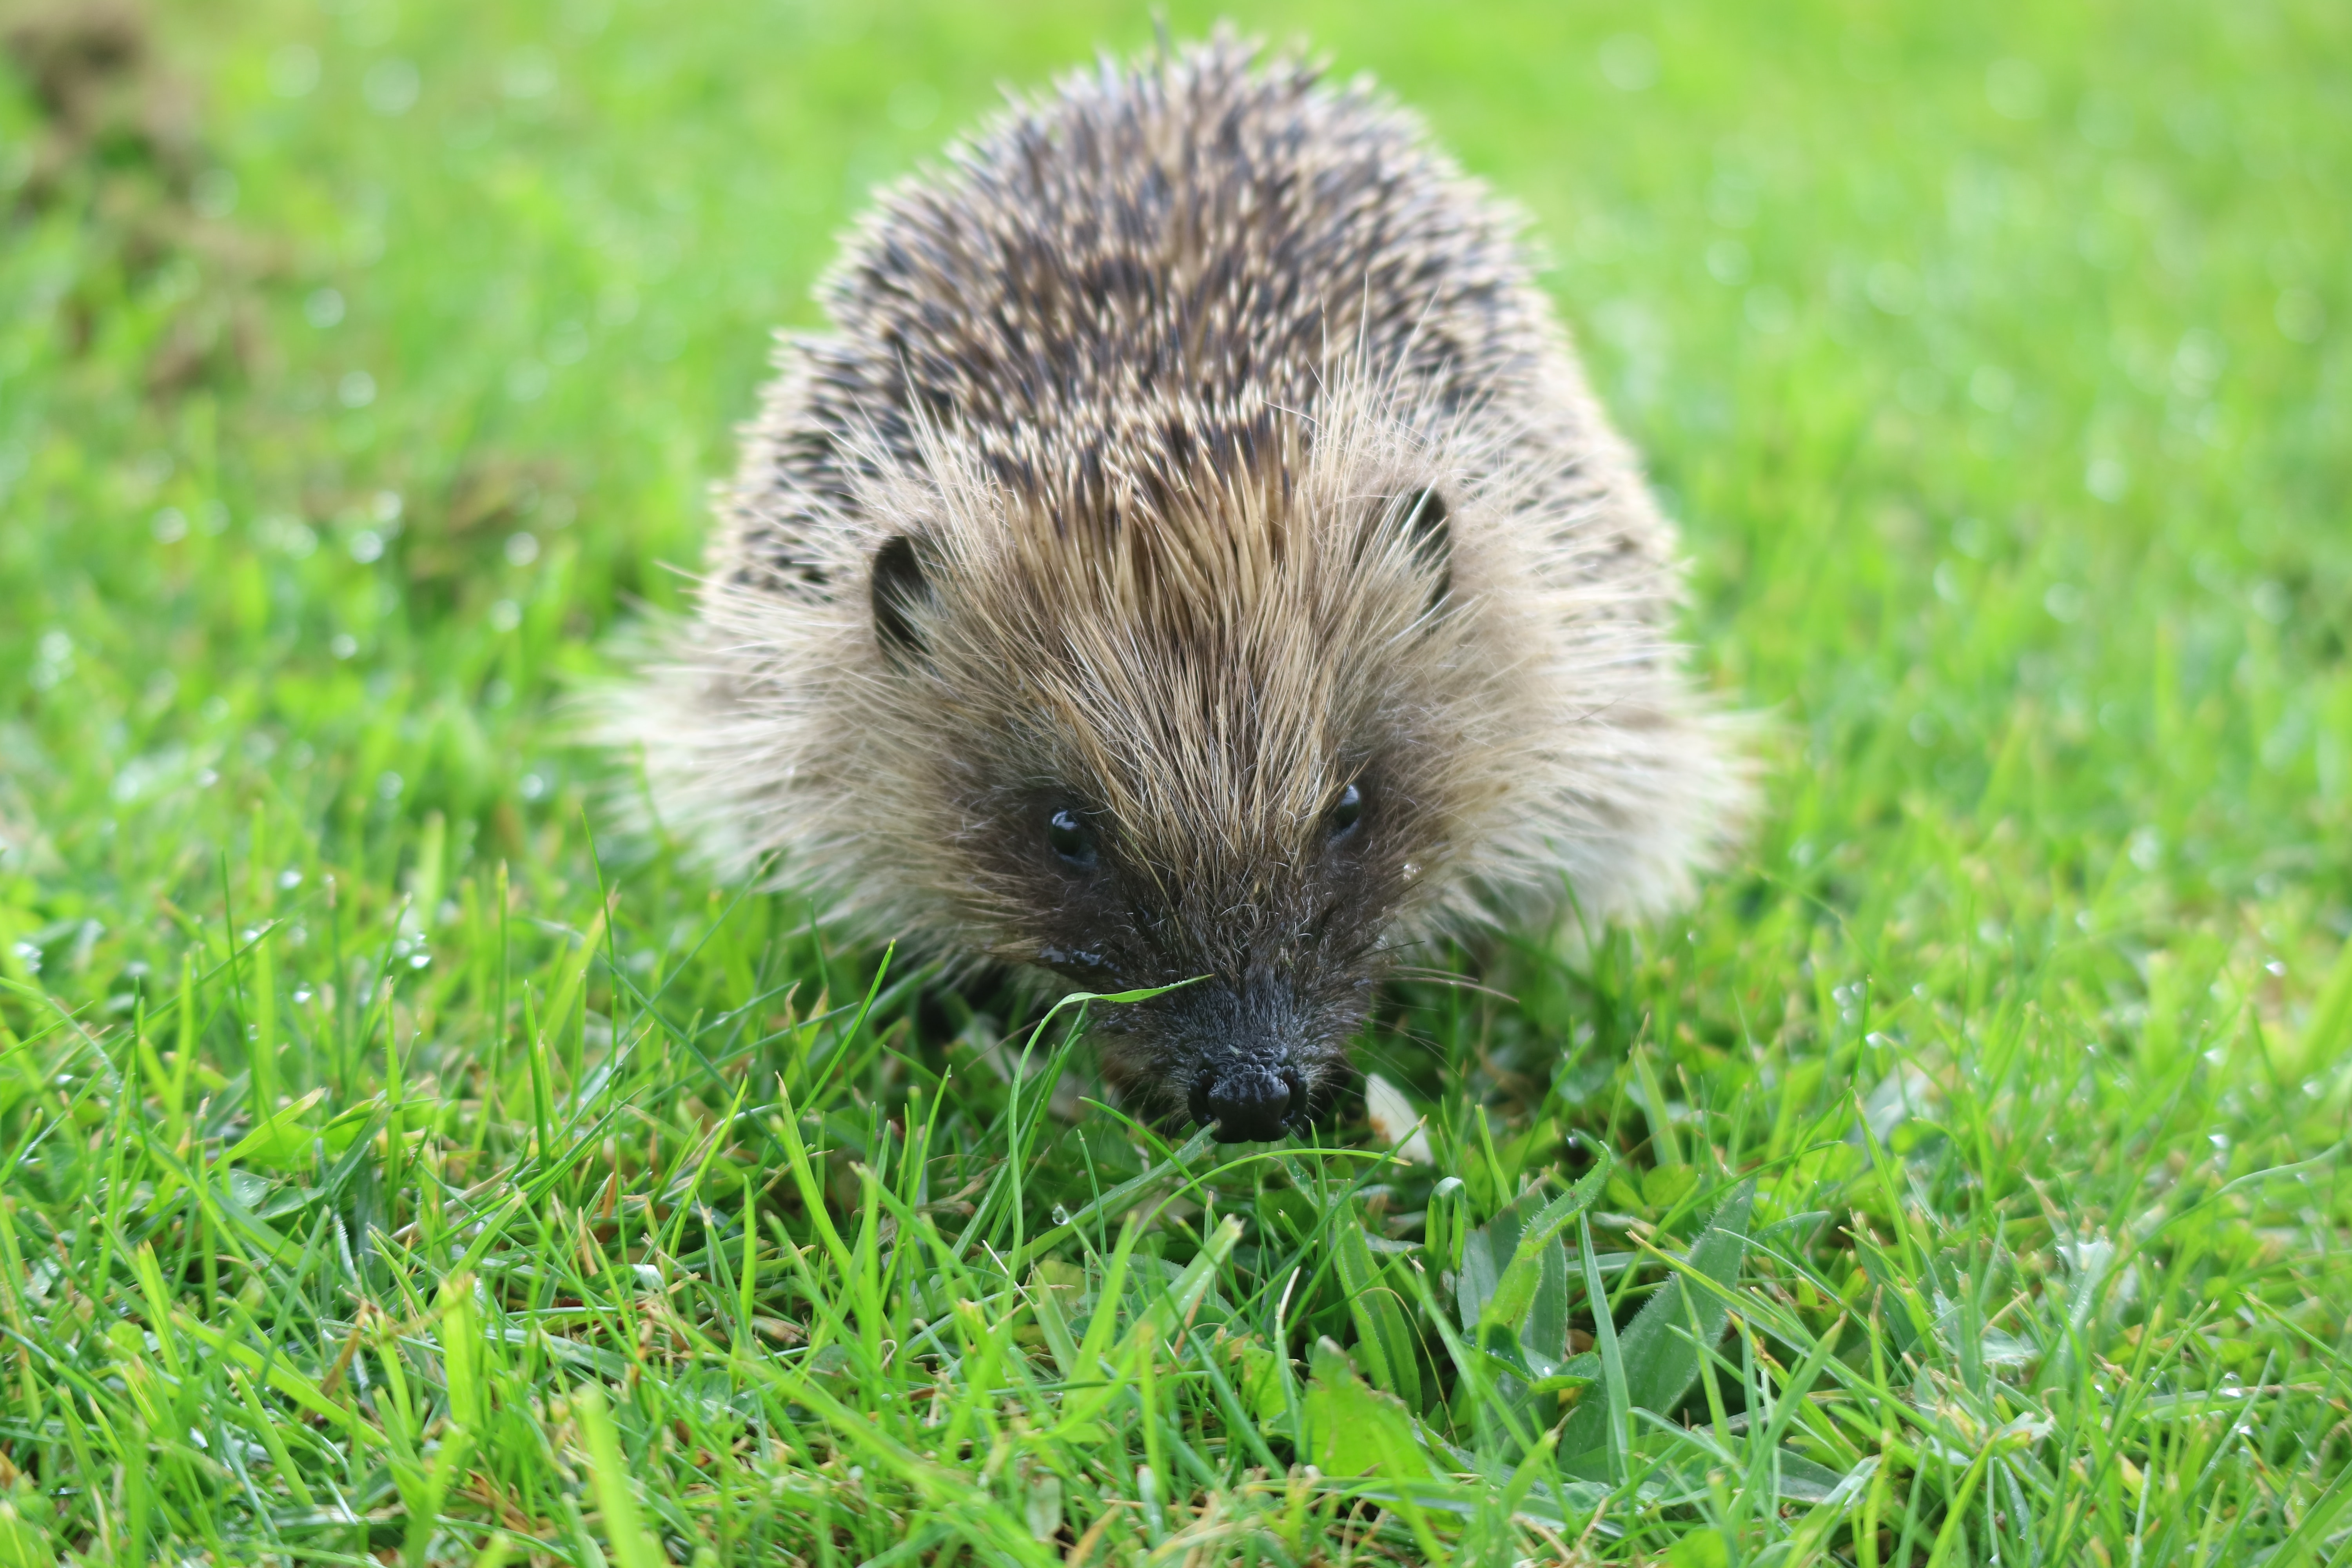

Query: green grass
[3,0,2349,1561]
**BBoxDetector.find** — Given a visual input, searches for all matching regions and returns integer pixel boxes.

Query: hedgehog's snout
[1164,973,1322,1142]
[1190,1061,1307,1143]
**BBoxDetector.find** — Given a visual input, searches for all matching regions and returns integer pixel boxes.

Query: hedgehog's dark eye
[1326,782,1364,842]
[1047,807,1096,867]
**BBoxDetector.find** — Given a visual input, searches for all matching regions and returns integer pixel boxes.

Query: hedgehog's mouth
[1188,1062,1309,1143]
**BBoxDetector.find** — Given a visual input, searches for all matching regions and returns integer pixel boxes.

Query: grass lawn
[3,0,2350,1561]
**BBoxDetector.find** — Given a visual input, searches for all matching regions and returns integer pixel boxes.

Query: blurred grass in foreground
[1,0,2349,1561]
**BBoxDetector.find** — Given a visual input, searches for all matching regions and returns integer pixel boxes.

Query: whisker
[1388,967,1520,1004]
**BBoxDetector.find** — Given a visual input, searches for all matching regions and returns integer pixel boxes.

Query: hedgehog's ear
[870,535,938,663]
[1378,487,1452,613]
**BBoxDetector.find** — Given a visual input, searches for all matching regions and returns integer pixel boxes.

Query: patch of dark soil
[3,0,281,396]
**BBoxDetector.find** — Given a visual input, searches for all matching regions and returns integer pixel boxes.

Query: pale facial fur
[615,37,1746,1140]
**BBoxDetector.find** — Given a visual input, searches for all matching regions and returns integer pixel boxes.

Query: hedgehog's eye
[1326,782,1364,843]
[1047,807,1096,867]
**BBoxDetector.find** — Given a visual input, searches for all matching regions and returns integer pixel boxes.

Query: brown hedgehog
[620,35,1746,1142]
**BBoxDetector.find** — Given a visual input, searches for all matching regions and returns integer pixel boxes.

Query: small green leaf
[1029,1261,1083,1378]
[572,1384,661,1568]
[0,1478,56,1568]
[1425,1175,1469,1273]
[1025,1470,1063,1542]
[1853,1235,1929,1353]
[1772,1450,1856,1503]
[1663,1528,1731,1568]
[1334,1205,1423,1408]
[319,1098,383,1156]
[1642,1163,1700,1211]
[1226,1335,1289,1425]
[1157,1213,1243,1329]
[1472,1328,1596,1394]
[220,1085,328,1169]
[1471,1147,1613,1341]
[440,1272,484,1433]
[1302,1339,1431,1480]
[1560,1178,1756,1468]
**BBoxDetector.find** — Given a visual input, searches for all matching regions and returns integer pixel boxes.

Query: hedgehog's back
[788,37,1544,524]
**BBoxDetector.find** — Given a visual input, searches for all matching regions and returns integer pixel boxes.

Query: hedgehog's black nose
[1191,1064,1304,1143]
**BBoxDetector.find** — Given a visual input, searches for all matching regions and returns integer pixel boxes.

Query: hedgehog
[618,34,1746,1143]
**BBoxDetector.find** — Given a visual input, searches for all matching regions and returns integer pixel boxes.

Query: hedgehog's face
[864,475,1492,1142]
[1000,767,1409,1142]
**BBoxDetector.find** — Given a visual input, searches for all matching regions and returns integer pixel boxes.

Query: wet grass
[2,0,2349,1562]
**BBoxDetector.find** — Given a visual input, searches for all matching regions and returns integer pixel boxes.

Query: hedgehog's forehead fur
[858,378,1512,968]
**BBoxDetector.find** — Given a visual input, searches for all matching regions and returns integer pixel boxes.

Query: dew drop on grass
[1051,1205,1070,1226]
